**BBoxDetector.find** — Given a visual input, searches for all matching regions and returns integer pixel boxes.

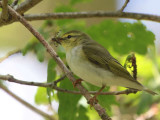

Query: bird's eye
[67,35,72,39]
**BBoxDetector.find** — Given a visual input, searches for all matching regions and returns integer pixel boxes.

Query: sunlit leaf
[47,59,56,103]
[35,87,49,105]
[34,43,45,62]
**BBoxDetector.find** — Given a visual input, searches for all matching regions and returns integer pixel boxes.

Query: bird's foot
[73,79,83,88]
[88,85,106,107]
[88,96,98,107]
[126,88,138,95]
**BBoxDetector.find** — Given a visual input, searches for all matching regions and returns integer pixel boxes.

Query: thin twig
[0,74,138,95]
[7,5,111,120]
[0,83,55,120]
[1,11,160,27]
[0,49,21,63]
[23,12,160,22]
[119,0,130,12]
[1,0,9,21]
[54,74,66,85]
[15,0,43,14]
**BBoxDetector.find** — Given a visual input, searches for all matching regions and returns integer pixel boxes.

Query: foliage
[57,78,82,120]
[47,59,57,103]
[86,21,155,55]
[22,21,54,62]
[35,87,50,105]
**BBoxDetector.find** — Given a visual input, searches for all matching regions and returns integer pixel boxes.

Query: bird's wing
[82,42,139,83]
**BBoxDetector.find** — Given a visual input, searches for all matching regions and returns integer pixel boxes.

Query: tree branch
[0,74,138,95]
[15,0,43,14]
[0,83,55,120]
[23,12,160,22]
[1,0,9,21]
[119,0,130,12]
[1,11,160,26]
[0,0,43,26]
[6,5,111,120]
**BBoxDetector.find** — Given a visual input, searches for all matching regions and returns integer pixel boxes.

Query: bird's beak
[52,37,64,44]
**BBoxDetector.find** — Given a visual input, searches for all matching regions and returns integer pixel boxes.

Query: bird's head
[52,30,89,50]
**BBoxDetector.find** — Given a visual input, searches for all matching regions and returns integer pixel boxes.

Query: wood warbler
[52,30,157,95]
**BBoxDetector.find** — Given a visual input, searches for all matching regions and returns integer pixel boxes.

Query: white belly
[66,46,115,87]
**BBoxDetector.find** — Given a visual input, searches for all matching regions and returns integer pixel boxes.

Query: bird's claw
[88,96,98,107]
[73,79,83,88]
[126,88,138,95]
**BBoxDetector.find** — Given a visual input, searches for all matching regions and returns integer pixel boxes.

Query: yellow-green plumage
[54,30,157,95]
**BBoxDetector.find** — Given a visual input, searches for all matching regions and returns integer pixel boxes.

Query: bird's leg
[88,85,106,106]
[73,79,83,88]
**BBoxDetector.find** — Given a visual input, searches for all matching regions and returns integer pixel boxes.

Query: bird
[52,30,157,96]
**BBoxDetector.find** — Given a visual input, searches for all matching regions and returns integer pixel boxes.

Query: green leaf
[22,38,38,55]
[35,87,49,105]
[58,78,81,120]
[22,40,45,62]
[34,43,45,62]
[57,51,66,59]
[76,105,89,120]
[22,21,51,61]
[70,0,92,5]
[86,20,155,55]
[47,59,57,103]
[8,0,13,4]
[98,95,117,116]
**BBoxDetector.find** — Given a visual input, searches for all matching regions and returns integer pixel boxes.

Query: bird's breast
[66,45,114,87]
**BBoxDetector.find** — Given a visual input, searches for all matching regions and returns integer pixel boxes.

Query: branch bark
[0,0,43,26]
[0,83,55,120]
[15,0,43,14]
[119,0,130,12]
[1,11,160,26]
[6,5,111,120]
[23,12,160,22]
[1,0,9,21]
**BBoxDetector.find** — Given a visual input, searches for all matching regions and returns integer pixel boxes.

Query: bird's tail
[144,88,158,95]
